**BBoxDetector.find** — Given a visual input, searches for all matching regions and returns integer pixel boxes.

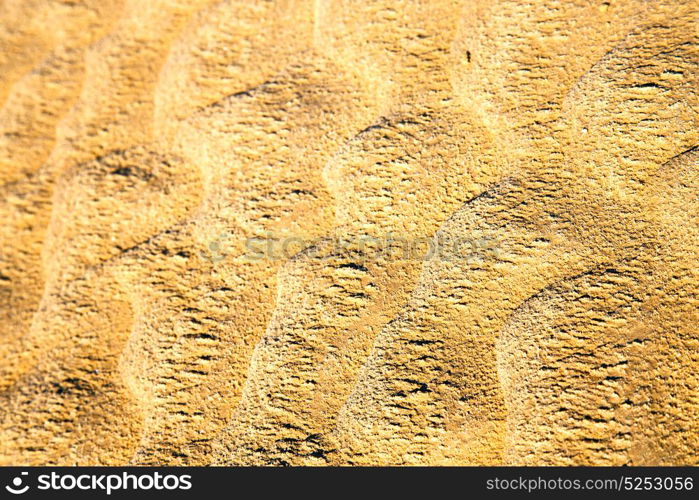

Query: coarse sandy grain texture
[0,0,697,465]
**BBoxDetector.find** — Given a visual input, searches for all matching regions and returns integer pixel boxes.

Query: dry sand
[0,0,697,465]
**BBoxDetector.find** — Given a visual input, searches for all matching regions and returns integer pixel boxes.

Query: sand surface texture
[0,0,697,465]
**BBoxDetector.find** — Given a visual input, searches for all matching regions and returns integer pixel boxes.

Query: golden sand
[0,0,697,465]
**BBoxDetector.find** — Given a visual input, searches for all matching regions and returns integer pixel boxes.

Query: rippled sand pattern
[0,0,697,465]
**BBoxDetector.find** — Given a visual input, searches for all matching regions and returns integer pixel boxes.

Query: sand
[0,0,697,465]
